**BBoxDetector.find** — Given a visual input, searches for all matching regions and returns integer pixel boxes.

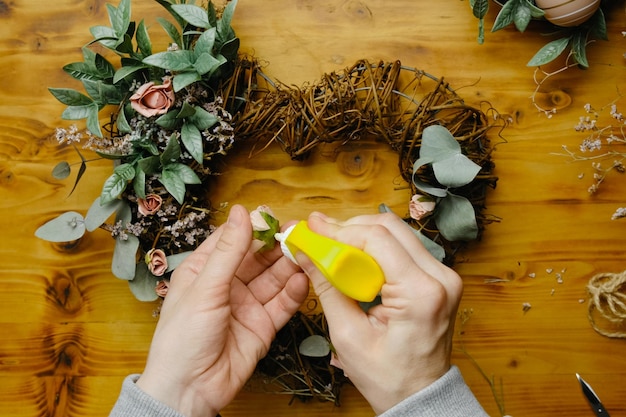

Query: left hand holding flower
[136,205,309,417]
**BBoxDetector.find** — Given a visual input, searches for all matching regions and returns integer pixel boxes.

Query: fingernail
[227,206,243,226]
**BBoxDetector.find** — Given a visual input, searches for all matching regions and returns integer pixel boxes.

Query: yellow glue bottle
[275,221,385,302]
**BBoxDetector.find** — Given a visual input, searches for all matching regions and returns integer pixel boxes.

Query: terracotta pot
[534,0,601,27]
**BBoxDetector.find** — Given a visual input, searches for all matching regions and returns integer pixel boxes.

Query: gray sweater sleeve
[109,374,186,417]
[110,366,487,417]
[378,365,489,417]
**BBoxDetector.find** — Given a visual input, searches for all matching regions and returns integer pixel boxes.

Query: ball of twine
[587,270,626,338]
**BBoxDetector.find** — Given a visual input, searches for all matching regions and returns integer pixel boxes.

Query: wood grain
[1,0,626,415]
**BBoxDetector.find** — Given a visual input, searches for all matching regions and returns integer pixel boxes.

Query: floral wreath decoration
[36,0,503,404]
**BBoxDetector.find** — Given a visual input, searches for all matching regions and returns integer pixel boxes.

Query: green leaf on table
[299,335,330,357]
[434,193,478,241]
[116,105,132,133]
[156,110,181,129]
[35,212,86,242]
[52,161,71,179]
[492,0,517,32]
[589,9,607,40]
[176,101,197,119]
[527,37,571,66]
[172,71,201,92]
[133,165,146,199]
[571,30,589,68]
[107,0,131,36]
[137,155,161,175]
[471,0,488,19]
[217,0,237,41]
[526,0,545,18]
[195,53,225,76]
[113,64,147,83]
[60,102,102,137]
[90,25,120,49]
[128,262,159,301]
[512,0,532,32]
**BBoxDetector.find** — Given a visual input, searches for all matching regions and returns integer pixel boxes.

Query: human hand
[136,205,310,417]
[299,211,463,415]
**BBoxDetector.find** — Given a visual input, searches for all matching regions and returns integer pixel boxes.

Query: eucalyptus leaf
[112,234,140,280]
[181,122,203,163]
[527,37,571,67]
[434,193,478,241]
[299,335,330,357]
[52,161,71,179]
[411,177,448,198]
[35,212,86,242]
[165,251,192,272]
[415,230,445,262]
[128,262,159,301]
[420,125,461,162]
[432,153,481,188]
[85,197,124,231]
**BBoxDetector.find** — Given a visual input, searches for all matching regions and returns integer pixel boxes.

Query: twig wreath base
[587,270,626,338]
[213,58,501,402]
[221,58,501,266]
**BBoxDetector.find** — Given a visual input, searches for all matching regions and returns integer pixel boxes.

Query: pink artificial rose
[409,194,436,220]
[137,194,163,216]
[155,280,169,298]
[130,78,175,118]
[250,205,275,231]
[145,248,168,277]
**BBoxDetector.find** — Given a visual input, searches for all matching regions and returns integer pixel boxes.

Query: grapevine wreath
[37,0,502,404]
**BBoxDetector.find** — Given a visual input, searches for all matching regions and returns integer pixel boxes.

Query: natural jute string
[587,270,626,338]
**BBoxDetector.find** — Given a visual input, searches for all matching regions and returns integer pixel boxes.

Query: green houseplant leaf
[181,122,203,163]
[527,37,571,67]
[171,4,212,29]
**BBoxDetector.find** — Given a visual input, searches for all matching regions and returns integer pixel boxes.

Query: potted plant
[470,0,610,68]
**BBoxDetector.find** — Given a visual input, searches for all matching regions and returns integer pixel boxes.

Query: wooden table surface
[1,0,626,415]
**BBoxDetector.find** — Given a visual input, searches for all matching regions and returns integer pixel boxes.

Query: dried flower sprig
[554,96,626,219]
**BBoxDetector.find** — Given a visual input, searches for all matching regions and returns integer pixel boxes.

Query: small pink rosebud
[145,248,168,277]
[250,205,275,231]
[155,280,169,297]
[409,194,436,220]
[137,194,163,216]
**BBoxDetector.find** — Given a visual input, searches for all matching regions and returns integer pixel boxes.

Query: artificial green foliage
[252,211,281,251]
[39,0,241,301]
[411,125,480,246]
[35,211,86,242]
[470,0,608,68]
